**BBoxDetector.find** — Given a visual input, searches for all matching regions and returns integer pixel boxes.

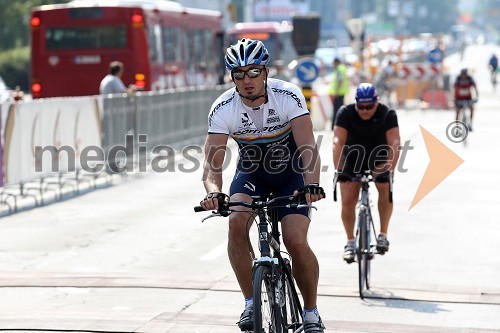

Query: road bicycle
[195,194,314,332]
[455,99,476,147]
[490,67,497,90]
[333,170,393,299]
[372,74,395,109]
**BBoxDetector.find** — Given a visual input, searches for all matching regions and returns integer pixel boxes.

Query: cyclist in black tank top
[333,83,401,264]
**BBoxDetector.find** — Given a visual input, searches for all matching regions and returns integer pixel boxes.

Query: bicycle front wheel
[254,265,281,333]
[357,211,369,299]
[279,259,302,332]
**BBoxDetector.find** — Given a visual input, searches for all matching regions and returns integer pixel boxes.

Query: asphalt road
[0,43,499,332]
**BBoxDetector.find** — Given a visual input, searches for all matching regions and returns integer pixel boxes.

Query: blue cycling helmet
[225,38,270,70]
[355,83,378,103]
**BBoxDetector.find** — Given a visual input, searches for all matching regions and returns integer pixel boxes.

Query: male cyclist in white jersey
[199,38,326,332]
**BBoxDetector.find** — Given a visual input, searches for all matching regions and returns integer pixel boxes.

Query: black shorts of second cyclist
[229,169,310,221]
[339,158,391,183]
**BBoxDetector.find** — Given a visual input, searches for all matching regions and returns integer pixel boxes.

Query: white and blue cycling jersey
[208,78,309,174]
[208,78,311,218]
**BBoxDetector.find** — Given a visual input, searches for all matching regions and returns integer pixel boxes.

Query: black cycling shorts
[340,151,390,183]
[229,169,310,221]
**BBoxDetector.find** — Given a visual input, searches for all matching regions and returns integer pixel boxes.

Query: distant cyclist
[333,83,400,263]
[372,59,396,107]
[488,54,498,89]
[453,68,479,131]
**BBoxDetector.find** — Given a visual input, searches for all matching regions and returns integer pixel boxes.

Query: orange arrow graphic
[409,126,464,210]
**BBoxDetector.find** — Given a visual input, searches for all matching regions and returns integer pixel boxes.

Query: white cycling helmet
[225,38,270,70]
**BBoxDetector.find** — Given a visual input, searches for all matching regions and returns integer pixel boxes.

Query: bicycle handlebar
[194,194,316,221]
[333,170,394,203]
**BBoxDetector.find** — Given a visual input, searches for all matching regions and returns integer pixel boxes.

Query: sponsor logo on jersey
[242,113,252,127]
[209,94,235,127]
[267,116,280,124]
[271,87,303,108]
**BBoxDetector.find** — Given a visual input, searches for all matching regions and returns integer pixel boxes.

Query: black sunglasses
[356,103,375,110]
[232,67,264,80]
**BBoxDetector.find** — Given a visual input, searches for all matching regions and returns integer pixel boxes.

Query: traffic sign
[295,58,319,83]
[428,47,444,64]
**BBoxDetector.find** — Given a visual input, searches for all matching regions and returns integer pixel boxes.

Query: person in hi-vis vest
[328,58,349,130]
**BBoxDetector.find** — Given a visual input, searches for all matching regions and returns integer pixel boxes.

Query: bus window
[204,30,215,71]
[46,26,126,50]
[192,29,205,67]
[69,7,103,19]
[154,24,163,64]
[261,34,276,62]
[183,29,191,71]
[163,26,182,62]
[280,31,297,65]
[148,25,158,62]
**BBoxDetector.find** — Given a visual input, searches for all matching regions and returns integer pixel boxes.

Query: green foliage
[0,0,69,51]
[0,47,30,91]
[0,1,69,91]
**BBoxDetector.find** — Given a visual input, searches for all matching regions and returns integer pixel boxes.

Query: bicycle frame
[333,171,393,299]
[356,175,377,299]
[253,197,304,333]
[456,100,473,147]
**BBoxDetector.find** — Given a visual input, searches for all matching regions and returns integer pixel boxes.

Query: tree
[0,0,68,51]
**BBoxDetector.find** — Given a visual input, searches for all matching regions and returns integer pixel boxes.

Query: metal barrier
[1,84,230,214]
[102,86,227,151]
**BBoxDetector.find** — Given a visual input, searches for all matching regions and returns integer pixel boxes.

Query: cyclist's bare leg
[469,105,474,127]
[339,181,361,240]
[375,182,392,235]
[455,105,460,121]
[228,193,256,298]
[281,213,318,309]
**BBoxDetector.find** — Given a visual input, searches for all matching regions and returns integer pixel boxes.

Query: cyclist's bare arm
[333,125,348,172]
[472,84,479,101]
[385,127,401,172]
[290,115,323,202]
[202,133,229,210]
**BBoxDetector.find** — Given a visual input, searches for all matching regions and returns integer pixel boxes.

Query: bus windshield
[46,26,127,50]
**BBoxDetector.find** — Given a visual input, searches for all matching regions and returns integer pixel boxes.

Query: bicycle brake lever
[301,204,317,210]
[201,213,221,222]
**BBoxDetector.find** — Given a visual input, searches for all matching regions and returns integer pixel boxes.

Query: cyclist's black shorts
[229,169,310,221]
[340,153,390,183]
[455,98,473,107]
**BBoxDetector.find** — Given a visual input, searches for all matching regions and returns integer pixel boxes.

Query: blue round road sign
[428,48,444,64]
[296,58,319,83]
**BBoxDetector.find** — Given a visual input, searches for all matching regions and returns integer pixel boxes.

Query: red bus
[226,21,297,67]
[30,0,224,98]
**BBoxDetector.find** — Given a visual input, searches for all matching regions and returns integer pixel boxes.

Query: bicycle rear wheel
[357,211,369,299]
[254,265,281,333]
[365,213,373,291]
[279,258,302,332]
[461,107,469,147]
